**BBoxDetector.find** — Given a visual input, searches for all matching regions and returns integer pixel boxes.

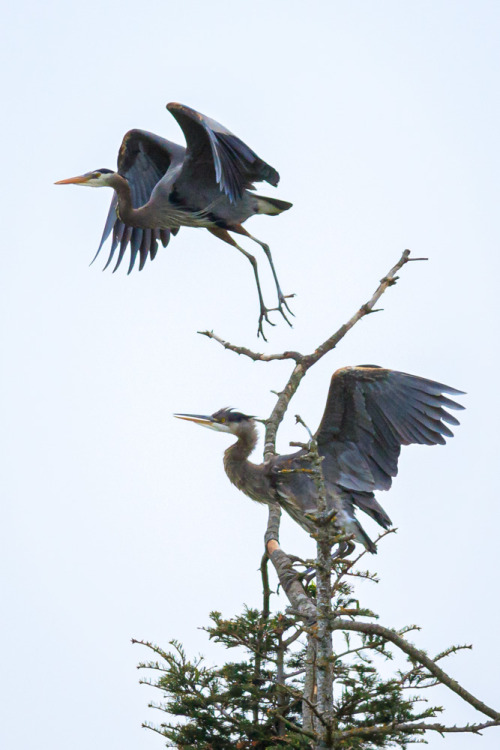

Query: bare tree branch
[332,718,500,740]
[304,249,425,368]
[302,635,317,734]
[198,329,302,362]
[332,619,500,720]
[264,498,318,623]
[200,249,423,463]
[266,538,317,622]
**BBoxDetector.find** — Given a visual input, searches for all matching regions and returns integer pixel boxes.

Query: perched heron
[56,103,293,338]
[175,366,464,553]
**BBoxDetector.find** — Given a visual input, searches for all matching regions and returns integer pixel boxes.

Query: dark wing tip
[118,130,140,166]
[167,102,198,119]
[261,163,280,187]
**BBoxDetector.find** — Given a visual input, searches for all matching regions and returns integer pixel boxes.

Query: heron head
[174,407,256,435]
[55,168,117,188]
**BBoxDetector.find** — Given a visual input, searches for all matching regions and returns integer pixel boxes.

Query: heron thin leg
[208,227,275,340]
[231,225,295,326]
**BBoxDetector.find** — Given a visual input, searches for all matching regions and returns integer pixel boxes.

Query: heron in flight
[175,366,464,553]
[56,103,293,339]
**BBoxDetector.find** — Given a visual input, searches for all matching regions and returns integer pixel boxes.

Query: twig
[198,330,302,362]
[304,249,423,368]
[266,709,318,740]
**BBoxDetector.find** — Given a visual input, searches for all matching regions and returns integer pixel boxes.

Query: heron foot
[257,304,277,340]
[267,293,296,329]
[278,293,295,326]
[280,292,296,317]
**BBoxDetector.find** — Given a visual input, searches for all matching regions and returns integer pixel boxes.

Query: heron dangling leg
[231,225,295,326]
[208,227,276,340]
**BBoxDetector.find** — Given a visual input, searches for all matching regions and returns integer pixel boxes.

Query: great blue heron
[175,366,464,553]
[56,103,293,338]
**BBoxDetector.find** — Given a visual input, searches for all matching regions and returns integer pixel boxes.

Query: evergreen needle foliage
[134,560,465,749]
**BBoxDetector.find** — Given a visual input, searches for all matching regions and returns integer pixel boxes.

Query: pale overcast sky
[1,2,499,748]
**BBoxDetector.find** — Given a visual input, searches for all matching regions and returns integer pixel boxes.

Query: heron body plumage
[175,366,465,553]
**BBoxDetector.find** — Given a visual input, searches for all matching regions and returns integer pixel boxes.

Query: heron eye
[220,418,226,423]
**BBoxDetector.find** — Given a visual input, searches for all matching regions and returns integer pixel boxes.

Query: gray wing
[167,102,280,204]
[315,365,465,493]
[93,130,185,274]
[271,366,464,548]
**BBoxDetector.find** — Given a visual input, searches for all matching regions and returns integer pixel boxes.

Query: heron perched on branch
[175,366,464,553]
[56,103,293,338]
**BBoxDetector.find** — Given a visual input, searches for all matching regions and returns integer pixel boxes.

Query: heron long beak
[174,413,215,426]
[174,413,232,433]
[54,174,92,185]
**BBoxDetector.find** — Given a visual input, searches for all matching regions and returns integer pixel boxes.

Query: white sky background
[1,1,499,747]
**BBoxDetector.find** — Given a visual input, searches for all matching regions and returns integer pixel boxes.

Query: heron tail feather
[352,493,392,529]
[255,195,293,215]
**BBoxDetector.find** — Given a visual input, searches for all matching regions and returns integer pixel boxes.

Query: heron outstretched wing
[315,366,465,493]
[271,366,464,549]
[167,102,280,204]
[94,129,185,273]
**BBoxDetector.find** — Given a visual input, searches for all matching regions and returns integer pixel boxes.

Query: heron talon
[279,296,295,324]
[267,303,293,328]
[263,312,277,327]
[257,322,268,341]
[257,306,277,339]
[266,292,295,327]
[279,307,294,328]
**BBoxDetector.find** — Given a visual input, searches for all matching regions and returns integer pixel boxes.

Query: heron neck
[109,174,148,227]
[225,423,258,462]
[223,424,273,505]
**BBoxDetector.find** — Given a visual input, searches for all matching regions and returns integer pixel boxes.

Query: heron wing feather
[268,366,463,548]
[315,366,464,492]
[167,103,280,204]
[94,129,184,272]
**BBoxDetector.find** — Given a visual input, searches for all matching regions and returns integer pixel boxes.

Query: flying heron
[175,366,464,553]
[56,103,293,339]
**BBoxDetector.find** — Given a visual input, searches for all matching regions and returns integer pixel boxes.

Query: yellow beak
[54,174,91,185]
